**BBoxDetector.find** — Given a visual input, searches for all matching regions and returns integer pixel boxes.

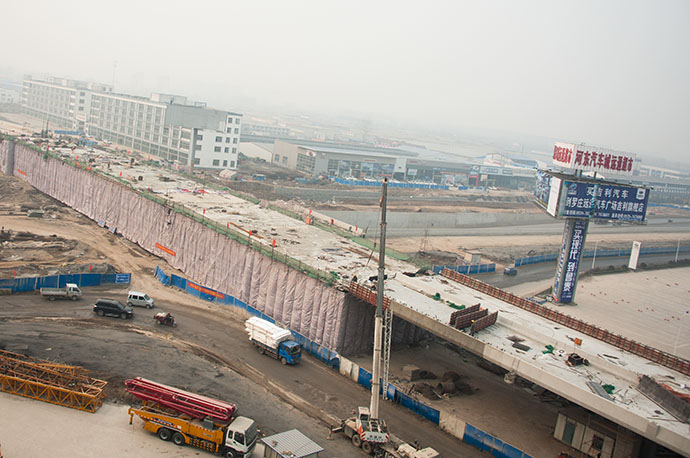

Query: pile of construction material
[402,368,475,400]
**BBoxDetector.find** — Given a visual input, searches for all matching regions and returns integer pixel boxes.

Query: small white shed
[261,429,324,458]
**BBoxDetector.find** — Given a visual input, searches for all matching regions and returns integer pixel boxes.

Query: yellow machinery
[129,404,258,458]
[0,349,107,413]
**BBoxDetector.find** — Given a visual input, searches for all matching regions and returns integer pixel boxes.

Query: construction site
[1,120,690,458]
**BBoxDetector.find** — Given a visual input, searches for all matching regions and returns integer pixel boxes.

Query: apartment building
[21,76,241,170]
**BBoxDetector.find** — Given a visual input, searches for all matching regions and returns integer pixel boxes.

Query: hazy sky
[3,1,689,161]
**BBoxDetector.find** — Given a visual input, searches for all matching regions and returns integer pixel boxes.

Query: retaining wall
[2,139,425,355]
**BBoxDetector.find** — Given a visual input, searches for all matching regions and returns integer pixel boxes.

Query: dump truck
[125,377,258,458]
[245,317,301,365]
[40,283,82,301]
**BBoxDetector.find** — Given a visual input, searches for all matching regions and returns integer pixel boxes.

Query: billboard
[560,181,649,221]
[534,171,649,222]
[552,142,636,177]
[534,170,561,217]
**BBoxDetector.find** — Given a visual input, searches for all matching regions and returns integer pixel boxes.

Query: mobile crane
[331,179,439,458]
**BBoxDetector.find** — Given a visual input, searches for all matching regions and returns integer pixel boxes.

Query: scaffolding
[0,350,107,413]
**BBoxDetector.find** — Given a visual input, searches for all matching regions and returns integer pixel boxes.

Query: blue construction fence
[463,424,534,458]
[0,272,131,293]
[432,263,496,275]
[332,177,449,190]
[153,266,340,368]
[515,245,690,267]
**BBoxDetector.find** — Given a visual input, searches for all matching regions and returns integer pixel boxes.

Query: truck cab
[278,340,302,365]
[224,416,258,458]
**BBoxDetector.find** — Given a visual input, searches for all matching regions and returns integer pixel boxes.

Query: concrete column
[553,218,589,303]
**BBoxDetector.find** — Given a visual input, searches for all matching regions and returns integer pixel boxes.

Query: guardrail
[440,269,690,376]
[515,246,690,267]
[333,177,449,190]
[432,263,495,275]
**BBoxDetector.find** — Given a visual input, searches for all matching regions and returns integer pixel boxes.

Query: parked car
[503,266,517,276]
[127,290,154,308]
[93,299,134,319]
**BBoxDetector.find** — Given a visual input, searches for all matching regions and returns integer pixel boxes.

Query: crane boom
[370,178,388,419]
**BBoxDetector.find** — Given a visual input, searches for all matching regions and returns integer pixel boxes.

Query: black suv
[93,299,134,319]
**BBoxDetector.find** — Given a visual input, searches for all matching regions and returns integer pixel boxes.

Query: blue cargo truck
[245,317,301,365]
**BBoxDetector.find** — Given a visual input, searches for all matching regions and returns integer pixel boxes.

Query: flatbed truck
[40,283,82,301]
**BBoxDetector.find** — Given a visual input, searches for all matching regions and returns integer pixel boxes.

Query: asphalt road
[381,216,690,237]
[0,286,484,458]
[480,251,690,289]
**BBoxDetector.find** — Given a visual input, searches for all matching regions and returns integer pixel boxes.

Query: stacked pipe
[124,377,236,424]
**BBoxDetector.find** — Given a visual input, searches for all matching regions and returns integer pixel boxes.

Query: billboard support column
[553,219,589,304]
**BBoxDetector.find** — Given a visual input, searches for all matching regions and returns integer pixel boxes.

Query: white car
[127,291,155,308]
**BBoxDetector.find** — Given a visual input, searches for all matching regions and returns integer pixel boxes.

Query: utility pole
[370,178,388,419]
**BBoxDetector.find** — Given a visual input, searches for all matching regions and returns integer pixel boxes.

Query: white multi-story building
[22,76,112,132]
[21,76,241,170]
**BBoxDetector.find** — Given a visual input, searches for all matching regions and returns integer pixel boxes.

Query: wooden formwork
[0,350,107,413]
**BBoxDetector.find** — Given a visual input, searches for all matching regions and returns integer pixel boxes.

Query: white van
[127,291,155,309]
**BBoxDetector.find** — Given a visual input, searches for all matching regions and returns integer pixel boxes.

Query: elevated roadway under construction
[1,137,689,456]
